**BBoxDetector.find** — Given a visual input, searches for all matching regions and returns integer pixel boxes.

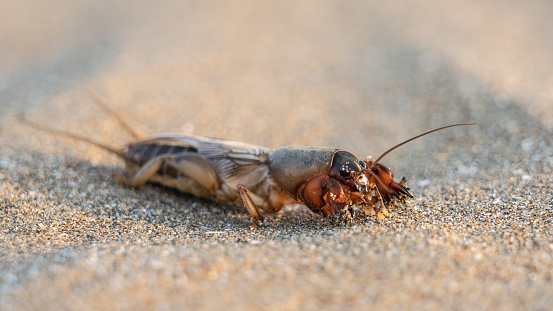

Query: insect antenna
[17,114,127,159]
[84,88,143,139]
[369,123,477,169]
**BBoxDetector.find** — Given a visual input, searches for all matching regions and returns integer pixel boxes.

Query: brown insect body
[118,139,419,224]
[19,94,476,228]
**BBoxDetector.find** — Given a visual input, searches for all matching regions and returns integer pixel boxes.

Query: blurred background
[2,0,552,133]
[1,1,552,310]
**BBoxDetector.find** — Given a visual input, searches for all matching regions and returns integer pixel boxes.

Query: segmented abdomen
[125,143,196,177]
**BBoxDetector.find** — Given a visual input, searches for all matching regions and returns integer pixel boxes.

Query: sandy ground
[1,1,553,310]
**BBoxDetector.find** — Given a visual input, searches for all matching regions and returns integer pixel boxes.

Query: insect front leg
[345,189,378,216]
[297,175,348,217]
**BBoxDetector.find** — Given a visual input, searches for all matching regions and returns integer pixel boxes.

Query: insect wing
[146,134,271,181]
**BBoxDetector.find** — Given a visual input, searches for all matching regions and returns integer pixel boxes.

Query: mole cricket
[20,92,476,228]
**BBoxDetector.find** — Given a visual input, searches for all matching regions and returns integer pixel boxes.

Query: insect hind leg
[113,155,172,188]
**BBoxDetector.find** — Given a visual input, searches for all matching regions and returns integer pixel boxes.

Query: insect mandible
[20,92,476,228]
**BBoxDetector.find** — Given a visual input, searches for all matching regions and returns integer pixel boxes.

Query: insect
[20,93,476,228]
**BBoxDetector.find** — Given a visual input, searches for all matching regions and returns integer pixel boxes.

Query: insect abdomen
[126,143,197,177]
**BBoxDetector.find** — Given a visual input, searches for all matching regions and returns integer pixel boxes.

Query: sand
[1,1,553,310]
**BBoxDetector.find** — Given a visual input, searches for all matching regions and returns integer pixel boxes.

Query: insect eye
[339,165,350,176]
